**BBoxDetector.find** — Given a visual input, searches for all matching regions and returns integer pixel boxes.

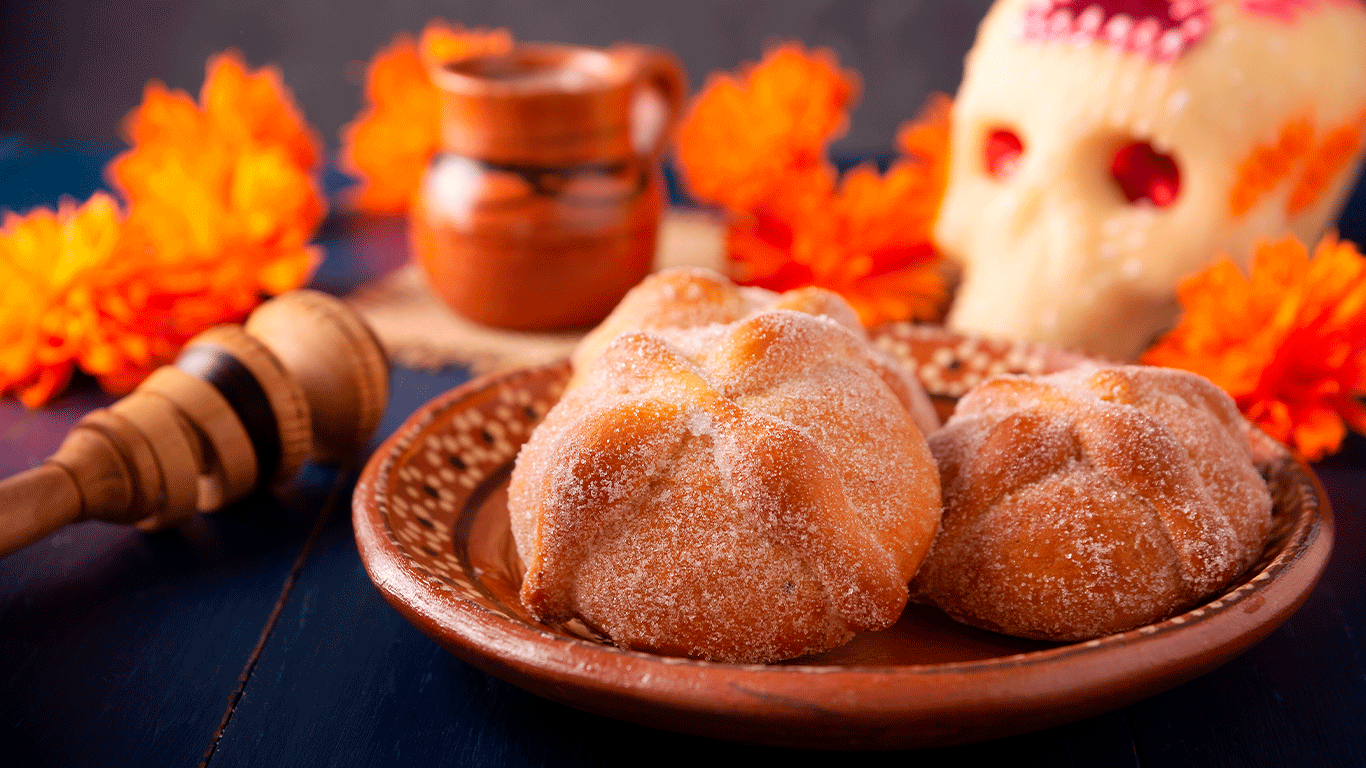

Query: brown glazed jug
[411,43,686,330]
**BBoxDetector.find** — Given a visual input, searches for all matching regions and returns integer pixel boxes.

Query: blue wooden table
[2,139,1364,767]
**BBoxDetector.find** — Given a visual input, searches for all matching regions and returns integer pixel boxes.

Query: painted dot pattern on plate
[372,363,568,618]
[869,323,1092,398]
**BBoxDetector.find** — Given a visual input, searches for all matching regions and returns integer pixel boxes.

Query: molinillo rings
[0,290,390,555]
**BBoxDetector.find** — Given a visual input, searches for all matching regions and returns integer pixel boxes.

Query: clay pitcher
[411,43,686,330]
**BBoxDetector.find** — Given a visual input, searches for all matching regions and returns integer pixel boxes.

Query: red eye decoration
[985,129,1024,179]
[1111,141,1180,207]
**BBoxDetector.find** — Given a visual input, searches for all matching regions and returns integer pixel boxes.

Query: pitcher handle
[613,45,687,160]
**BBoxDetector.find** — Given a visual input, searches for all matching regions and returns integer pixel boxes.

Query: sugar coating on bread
[570,267,939,435]
[911,365,1273,642]
[509,309,942,663]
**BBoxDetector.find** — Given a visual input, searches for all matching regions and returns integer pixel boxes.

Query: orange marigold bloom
[340,21,513,213]
[674,44,858,215]
[106,51,325,387]
[0,194,125,406]
[1143,234,1366,460]
[1,51,325,406]
[897,93,953,208]
[677,45,952,327]
[201,52,320,171]
[728,150,949,327]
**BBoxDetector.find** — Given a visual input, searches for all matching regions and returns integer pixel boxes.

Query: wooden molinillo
[0,290,389,556]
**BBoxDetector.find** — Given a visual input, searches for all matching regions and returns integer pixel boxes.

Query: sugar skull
[936,0,1366,359]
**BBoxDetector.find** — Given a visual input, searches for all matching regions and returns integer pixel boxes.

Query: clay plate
[353,324,1332,750]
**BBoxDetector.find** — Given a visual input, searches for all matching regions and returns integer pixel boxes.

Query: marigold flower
[108,51,325,384]
[0,194,123,405]
[676,45,952,327]
[675,44,857,215]
[726,155,949,327]
[0,51,325,406]
[339,21,513,213]
[200,52,321,171]
[1143,234,1366,460]
[896,92,953,185]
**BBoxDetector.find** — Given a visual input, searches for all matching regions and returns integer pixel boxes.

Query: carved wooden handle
[0,465,82,557]
[0,290,389,557]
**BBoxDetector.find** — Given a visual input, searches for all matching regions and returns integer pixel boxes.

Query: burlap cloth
[346,209,727,374]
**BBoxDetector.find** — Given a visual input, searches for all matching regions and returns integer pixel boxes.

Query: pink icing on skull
[936,0,1366,359]
[1022,1,1213,61]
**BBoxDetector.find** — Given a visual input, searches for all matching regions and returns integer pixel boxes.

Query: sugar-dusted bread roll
[911,365,1273,641]
[570,267,940,435]
[508,308,942,663]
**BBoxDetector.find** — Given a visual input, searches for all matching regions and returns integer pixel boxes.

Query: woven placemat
[347,209,727,374]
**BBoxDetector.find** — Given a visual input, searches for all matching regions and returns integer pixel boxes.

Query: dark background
[0,0,992,154]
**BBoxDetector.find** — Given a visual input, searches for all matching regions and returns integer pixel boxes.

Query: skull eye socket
[1110,141,1180,207]
[984,129,1024,179]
